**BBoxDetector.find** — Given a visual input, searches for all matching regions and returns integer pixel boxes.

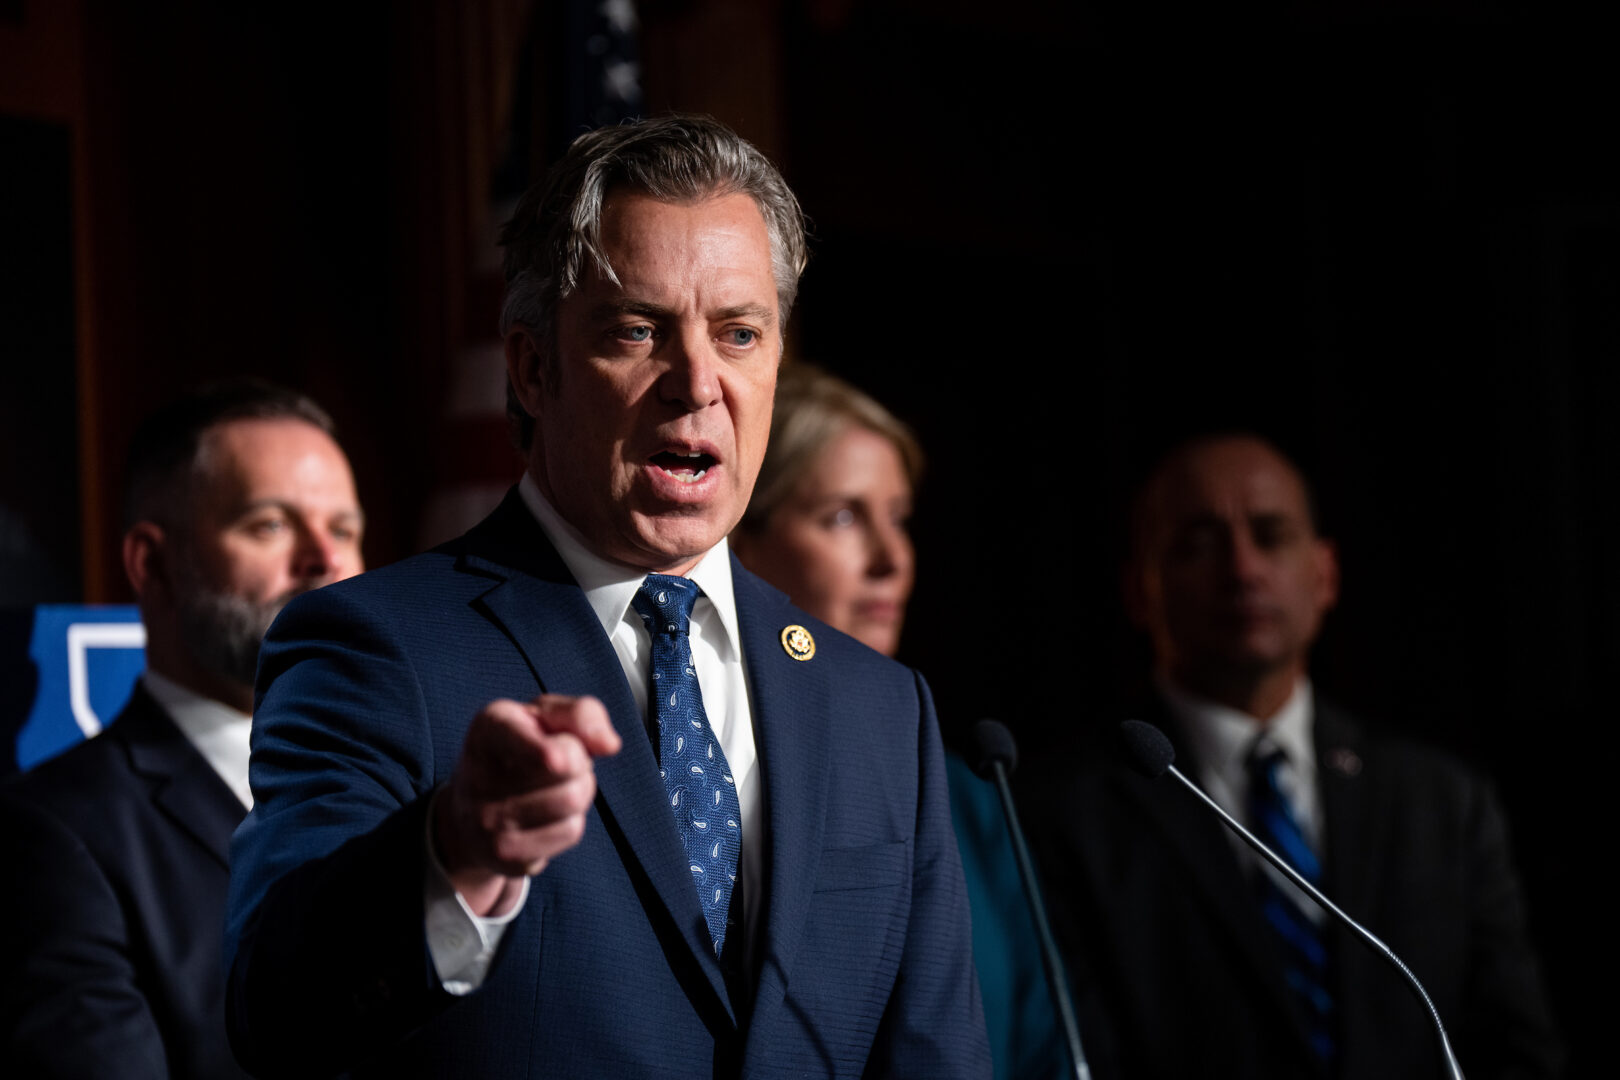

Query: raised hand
[433,694,622,915]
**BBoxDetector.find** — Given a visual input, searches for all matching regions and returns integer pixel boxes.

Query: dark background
[3,1,1612,1072]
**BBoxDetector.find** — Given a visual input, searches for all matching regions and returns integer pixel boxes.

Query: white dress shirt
[142,669,254,810]
[1160,675,1326,923]
[426,474,763,993]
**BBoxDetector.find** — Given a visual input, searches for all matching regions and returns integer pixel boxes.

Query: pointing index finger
[531,694,622,759]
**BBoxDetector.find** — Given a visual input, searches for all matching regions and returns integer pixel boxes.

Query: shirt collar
[517,472,741,654]
[1161,674,1316,779]
[140,668,254,808]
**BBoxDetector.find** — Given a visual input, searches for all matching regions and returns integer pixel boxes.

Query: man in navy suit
[0,380,365,1078]
[1028,433,1563,1079]
[224,115,988,1078]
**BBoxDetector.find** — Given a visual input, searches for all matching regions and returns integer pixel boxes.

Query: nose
[865,520,914,582]
[291,526,345,583]
[1226,528,1266,584]
[658,329,722,412]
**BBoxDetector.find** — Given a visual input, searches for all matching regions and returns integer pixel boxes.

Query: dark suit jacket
[1025,698,1563,1080]
[224,490,987,1078]
[0,684,251,1080]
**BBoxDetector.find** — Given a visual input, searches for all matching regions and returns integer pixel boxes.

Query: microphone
[1117,720,1466,1080]
[971,719,1092,1080]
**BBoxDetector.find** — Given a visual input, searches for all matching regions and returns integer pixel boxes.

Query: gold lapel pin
[780,624,816,661]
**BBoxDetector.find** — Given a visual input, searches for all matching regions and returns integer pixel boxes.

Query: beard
[171,567,305,689]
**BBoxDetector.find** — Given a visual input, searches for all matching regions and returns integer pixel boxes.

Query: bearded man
[0,379,364,1079]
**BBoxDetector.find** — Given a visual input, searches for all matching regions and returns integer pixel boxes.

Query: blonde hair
[739,363,923,532]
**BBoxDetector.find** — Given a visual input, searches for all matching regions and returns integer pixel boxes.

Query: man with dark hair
[0,379,364,1078]
[224,115,986,1078]
[1029,433,1563,1079]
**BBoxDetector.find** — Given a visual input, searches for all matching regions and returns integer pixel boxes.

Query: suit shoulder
[268,547,488,638]
[1316,701,1499,812]
[731,561,915,680]
[0,750,134,863]
[307,545,470,600]
[0,705,153,824]
[757,597,923,693]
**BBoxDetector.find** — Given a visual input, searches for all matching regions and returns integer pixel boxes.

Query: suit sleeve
[1456,775,1566,1079]
[223,585,461,1077]
[0,793,170,1079]
[865,672,992,1078]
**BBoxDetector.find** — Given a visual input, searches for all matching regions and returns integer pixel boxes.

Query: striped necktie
[632,574,742,957]
[1247,742,1336,1061]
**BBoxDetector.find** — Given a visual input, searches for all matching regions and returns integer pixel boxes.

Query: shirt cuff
[422,788,528,995]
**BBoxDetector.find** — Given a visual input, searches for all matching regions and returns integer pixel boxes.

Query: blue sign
[7,605,145,771]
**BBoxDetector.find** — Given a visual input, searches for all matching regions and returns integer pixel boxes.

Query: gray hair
[499,114,809,447]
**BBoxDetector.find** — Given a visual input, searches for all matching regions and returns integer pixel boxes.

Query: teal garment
[947,753,1069,1080]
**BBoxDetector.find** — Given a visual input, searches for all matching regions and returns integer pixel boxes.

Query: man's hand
[434,694,622,916]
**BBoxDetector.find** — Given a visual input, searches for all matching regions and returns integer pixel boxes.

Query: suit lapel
[731,564,834,1036]
[1125,708,1314,1052]
[119,687,245,868]
[1316,702,1374,916]
[1314,699,1381,1054]
[458,491,734,1020]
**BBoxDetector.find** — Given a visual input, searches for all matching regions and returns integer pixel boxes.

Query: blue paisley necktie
[632,574,742,957]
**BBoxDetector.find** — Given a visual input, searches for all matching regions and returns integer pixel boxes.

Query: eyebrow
[586,299,777,327]
[236,499,365,526]
[713,302,777,326]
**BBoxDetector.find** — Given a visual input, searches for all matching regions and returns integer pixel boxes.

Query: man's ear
[505,325,549,420]
[122,522,169,604]
[1313,537,1341,614]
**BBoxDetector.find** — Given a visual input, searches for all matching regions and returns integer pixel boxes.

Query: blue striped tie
[632,575,742,957]
[1247,744,1336,1061]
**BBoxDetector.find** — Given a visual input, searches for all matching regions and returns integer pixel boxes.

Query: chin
[853,626,900,658]
[644,541,727,574]
[628,517,732,567]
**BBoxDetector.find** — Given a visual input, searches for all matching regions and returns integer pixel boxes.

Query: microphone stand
[983,754,1093,1080]
[1163,760,1466,1080]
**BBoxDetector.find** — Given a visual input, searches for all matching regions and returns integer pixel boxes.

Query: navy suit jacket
[1025,699,1564,1080]
[0,685,251,1079]
[224,489,987,1078]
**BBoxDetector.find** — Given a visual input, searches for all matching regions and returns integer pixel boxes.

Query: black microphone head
[1119,720,1176,779]
[970,719,1019,780]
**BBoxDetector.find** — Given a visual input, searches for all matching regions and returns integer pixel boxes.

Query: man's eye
[1171,526,1223,560]
[247,518,286,538]
[618,325,654,343]
[722,328,757,347]
[826,507,856,528]
[1252,520,1300,550]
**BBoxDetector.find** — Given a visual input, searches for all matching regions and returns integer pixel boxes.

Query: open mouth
[650,449,717,483]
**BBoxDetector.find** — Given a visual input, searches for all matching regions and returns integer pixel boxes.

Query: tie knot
[1248,740,1289,782]
[633,573,700,635]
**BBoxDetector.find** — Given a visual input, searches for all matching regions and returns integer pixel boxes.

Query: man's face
[171,417,364,685]
[521,190,781,574]
[1131,437,1338,690]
